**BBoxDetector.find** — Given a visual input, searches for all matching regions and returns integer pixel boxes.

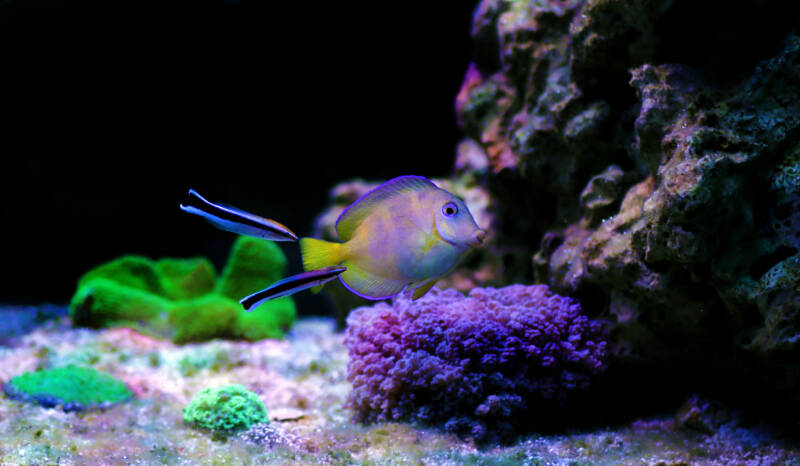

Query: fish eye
[442,202,458,217]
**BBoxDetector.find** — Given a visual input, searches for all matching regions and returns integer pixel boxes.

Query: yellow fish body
[301,175,486,300]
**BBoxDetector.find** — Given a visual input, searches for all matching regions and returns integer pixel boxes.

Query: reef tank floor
[0,307,797,465]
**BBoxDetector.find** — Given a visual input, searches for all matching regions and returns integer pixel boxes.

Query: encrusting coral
[345,285,607,441]
[3,366,132,411]
[183,384,268,433]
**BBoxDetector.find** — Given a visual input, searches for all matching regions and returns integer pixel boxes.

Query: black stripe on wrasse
[181,189,298,241]
[240,266,346,311]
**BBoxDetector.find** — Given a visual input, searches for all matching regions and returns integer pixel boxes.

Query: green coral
[77,255,167,296]
[234,297,296,341]
[183,384,267,433]
[69,236,297,343]
[70,278,170,328]
[216,236,287,300]
[3,366,132,411]
[168,295,240,343]
[155,257,217,301]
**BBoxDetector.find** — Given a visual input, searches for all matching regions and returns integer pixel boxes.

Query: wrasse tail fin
[240,266,346,311]
[180,189,298,242]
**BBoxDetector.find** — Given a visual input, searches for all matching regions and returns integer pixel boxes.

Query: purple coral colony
[345,286,607,440]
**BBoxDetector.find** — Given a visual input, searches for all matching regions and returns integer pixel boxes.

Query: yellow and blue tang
[301,175,486,300]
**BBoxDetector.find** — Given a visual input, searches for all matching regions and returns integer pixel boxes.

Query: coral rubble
[1,313,797,463]
[344,285,607,441]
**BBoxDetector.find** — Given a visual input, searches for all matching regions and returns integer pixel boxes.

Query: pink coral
[344,285,607,440]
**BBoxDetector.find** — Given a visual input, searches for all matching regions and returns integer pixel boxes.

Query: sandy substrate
[0,312,798,465]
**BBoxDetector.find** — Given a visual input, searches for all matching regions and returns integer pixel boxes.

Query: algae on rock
[457,0,800,407]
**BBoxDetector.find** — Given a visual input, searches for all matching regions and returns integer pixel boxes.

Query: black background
[1,0,480,310]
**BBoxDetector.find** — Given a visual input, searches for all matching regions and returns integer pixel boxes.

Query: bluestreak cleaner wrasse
[240,266,346,311]
[180,189,298,242]
[300,175,486,300]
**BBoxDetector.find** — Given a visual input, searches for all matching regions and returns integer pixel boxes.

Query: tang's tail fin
[300,238,345,293]
[180,189,298,242]
[240,266,346,311]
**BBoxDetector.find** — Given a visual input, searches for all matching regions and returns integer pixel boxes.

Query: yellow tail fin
[300,238,345,293]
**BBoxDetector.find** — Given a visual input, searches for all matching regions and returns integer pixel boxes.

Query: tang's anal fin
[339,261,408,300]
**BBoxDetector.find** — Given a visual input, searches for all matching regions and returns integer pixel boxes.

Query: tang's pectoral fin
[411,278,438,300]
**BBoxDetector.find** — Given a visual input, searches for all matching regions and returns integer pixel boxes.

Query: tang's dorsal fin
[335,175,438,241]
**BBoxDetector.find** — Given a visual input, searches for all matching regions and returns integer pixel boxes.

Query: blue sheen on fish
[180,189,298,242]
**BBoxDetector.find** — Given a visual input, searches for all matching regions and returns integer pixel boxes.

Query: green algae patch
[183,384,268,433]
[3,366,132,411]
[169,295,240,343]
[216,236,287,301]
[156,257,217,301]
[70,278,170,328]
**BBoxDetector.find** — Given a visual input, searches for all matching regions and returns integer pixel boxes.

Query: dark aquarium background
[2,0,800,463]
[1,0,479,309]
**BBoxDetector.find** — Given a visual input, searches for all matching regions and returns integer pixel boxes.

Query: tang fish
[180,189,298,242]
[300,175,486,300]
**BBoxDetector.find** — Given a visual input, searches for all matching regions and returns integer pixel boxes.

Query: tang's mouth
[471,229,487,247]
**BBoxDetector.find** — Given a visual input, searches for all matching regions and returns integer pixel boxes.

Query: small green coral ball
[3,366,133,411]
[183,384,268,432]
